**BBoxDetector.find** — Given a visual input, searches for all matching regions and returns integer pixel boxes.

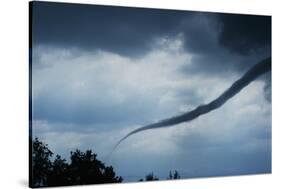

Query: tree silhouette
[31,137,182,187]
[173,170,180,179]
[145,172,159,181]
[168,170,181,179]
[103,166,123,183]
[47,155,70,186]
[140,170,181,182]
[31,137,122,187]
[68,149,122,185]
[32,137,53,186]
[169,171,172,179]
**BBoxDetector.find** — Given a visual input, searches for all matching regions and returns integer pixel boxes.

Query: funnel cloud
[113,57,271,151]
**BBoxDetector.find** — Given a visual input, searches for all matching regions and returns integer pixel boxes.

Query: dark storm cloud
[31,1,218,57]
[32,1,271,73]
[178,13,271,75]
[179,13,221,54]
[218,14,271,55]
[31,1,187,57]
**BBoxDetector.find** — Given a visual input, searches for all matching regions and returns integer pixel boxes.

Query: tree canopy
[31,137,122,187]
[30,137,182,187]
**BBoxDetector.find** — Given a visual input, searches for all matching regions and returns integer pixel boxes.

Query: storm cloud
[32,2,271,66]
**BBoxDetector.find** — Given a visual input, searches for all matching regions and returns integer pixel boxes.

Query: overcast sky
[31,1,271,181]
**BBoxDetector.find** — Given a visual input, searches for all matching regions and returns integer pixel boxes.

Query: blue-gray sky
[31,1,271,181]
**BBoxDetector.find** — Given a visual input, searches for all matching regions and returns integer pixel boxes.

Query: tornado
[112,57,271,152]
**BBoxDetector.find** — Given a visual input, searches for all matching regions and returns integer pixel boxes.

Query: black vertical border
[29,1,33,188]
